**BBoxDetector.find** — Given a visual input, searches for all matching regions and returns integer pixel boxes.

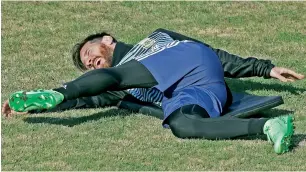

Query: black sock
[53,84,79,101]
[248,118,269,135]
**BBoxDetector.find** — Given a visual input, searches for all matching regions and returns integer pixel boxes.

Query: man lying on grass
[3,28,304,115]
[4,29,303,154]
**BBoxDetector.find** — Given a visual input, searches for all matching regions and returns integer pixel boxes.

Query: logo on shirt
[139,38,156,49]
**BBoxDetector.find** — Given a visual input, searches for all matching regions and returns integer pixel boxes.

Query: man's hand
[2,100,27,118]
[270,67,305,82]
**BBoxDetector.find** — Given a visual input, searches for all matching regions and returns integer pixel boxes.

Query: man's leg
[54,60,157,100]
[9,60,158,112]
[165,104,294,154]
[166,104,268,139]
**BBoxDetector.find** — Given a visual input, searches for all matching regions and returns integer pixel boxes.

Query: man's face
[80,36,114,70]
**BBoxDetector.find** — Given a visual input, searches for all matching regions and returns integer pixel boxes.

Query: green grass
[1,1,306,171]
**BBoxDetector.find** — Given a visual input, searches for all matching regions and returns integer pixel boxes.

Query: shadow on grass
[233,134,305,154]
[251,108,294,118]
[226,78,306,95]
[23,108,132,127]
[24,107,164,127]
[291,134,306,151]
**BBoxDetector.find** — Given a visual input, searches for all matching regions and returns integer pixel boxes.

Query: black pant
[166,104,267,139]
[54,60,268,139]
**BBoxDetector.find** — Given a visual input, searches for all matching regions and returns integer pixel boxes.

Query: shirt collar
[111,42,133,67]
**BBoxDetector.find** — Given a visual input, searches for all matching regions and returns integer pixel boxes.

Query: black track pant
[54,60,268,139]
[166,104,267,139]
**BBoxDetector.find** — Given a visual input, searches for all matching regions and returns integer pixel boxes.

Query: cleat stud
[39,95,46,100]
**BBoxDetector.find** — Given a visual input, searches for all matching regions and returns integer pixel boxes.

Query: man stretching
[7,30,294,154]
[2,29,304,115]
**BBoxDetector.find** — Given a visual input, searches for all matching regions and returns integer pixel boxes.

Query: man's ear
[101,36,114,46]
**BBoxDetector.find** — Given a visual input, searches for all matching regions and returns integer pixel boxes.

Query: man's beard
[98,43,113,68]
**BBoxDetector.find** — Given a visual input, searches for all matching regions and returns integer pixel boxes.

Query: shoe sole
[274,116,295,154]
[9,90,60,112]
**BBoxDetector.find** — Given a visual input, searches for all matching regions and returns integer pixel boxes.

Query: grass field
[1,1,306,171]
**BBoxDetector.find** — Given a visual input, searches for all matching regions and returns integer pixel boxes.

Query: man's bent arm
[154,28,274,78]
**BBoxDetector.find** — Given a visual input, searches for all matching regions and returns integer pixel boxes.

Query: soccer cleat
[263,115,294,154]
[8,89,64,112]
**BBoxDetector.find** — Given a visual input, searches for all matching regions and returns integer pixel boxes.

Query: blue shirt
[139,41,227,120]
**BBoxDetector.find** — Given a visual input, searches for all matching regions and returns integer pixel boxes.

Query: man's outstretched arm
[154,28,304,81]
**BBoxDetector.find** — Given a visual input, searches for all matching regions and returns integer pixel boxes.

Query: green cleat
[263,115,294,154]
[8,89,64,112]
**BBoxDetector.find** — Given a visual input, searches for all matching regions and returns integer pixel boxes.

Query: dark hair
[72,32,117,72]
